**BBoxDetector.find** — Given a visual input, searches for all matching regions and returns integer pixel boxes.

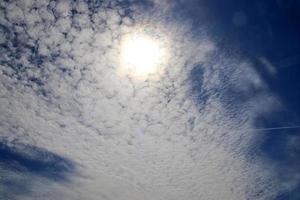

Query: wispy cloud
[0,140,75,199]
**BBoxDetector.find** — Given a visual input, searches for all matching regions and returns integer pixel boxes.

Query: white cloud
[0,0,292,199]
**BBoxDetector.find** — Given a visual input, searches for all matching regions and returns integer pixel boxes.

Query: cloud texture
[0,0,296,199]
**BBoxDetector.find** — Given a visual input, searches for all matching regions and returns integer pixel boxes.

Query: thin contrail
[246,125,300,132]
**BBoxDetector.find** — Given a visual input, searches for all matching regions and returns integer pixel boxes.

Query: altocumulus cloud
[0,0,295,199]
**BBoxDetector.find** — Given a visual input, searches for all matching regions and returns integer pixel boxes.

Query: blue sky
[0,0,300,199]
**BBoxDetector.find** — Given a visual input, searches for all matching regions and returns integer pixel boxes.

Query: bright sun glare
[120,33,165,78]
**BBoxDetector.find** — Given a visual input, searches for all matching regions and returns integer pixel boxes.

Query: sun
[120,33,166,79]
